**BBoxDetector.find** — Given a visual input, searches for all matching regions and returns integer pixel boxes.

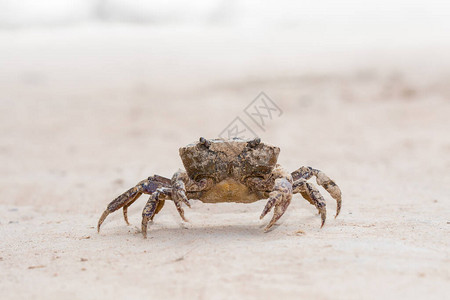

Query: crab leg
[172,172,192,208]
[97,175,171,232]
[122,192,142,225]
[169,169,214,222]
[293,178,327,227]
[260,176,293,231]
[141,187,172,238]
[140,171,202,238]
[291,166,342,217]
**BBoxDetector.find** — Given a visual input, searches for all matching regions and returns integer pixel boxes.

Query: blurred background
[1,0,449,200]
[1,1,449,299]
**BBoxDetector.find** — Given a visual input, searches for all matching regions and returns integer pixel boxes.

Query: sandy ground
[0,26,450,299]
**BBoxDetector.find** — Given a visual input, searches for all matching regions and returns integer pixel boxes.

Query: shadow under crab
[98,137,342,238]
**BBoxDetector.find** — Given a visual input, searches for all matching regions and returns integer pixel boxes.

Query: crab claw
[173,200,188,222]
[264,200,291,232]
[260,191,282,220]
[171,183,192,222]
[260,178,293,231]
[172,180,191,208]
[178,189,191,208]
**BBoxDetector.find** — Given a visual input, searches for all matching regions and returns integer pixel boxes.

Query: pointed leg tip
[335,207,341,218]
[260,209,270,220]
[177,210,188,222]
[320,218,326,228]
[98,210,109,232]
[264,223,275,232]
[141,222,148,238]
[97,219,104,233]
[181,198,191,208]
[264,220,277,232]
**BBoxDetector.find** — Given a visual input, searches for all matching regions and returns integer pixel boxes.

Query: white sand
[0,25,449,300]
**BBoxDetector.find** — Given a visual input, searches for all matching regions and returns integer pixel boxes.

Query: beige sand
[0,27,449,300]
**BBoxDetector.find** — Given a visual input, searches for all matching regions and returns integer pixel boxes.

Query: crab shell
[179,138,280,182]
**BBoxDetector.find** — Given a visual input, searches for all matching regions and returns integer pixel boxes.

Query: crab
[98,137,342,238]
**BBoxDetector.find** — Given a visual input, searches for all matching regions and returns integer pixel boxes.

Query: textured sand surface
[1,27,449,300]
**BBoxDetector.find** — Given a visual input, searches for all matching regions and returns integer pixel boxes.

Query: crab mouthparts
[199,179,260,203]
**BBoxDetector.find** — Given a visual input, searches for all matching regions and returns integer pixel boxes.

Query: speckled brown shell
[179,138,280,182]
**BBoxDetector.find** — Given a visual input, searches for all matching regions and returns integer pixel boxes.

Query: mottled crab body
[98,138,342,238]
[180,138,279,203]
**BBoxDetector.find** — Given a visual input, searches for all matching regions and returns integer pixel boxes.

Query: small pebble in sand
[28,265,45,269]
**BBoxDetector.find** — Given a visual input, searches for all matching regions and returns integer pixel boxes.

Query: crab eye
[247,138,261,148]
[199,137,211,148]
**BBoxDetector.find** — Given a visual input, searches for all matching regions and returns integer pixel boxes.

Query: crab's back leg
[292,166,342,217]
[97,175,171,232]
[122,192,142,225]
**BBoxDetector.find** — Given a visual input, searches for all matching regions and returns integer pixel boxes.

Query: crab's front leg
[170,170,214,219]
[254,165,293,231]
[140,171,191,238]
[141,187,172,238]
[141,170,213,238]
[170,170,193,221]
